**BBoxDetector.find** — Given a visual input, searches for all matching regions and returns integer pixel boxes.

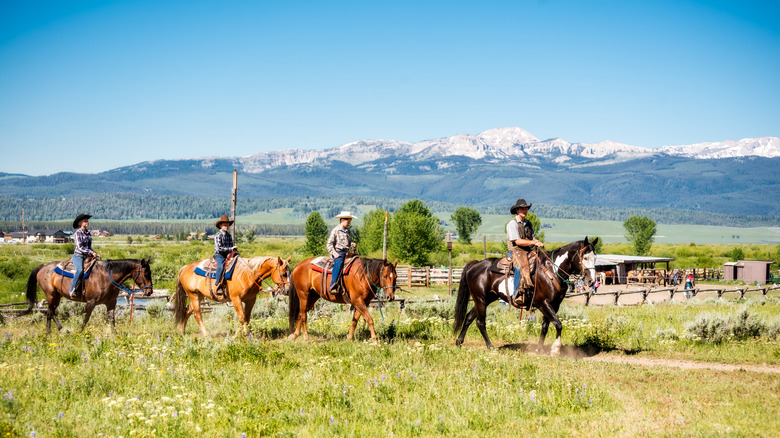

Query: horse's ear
[583,236,589,244]
[285,257,291,263]
[591,237,599,248]
[143,256,151,265]
[393,258,398,267]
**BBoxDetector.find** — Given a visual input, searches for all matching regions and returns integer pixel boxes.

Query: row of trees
[2,193,777,227]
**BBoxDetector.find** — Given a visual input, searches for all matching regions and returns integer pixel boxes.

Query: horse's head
[378,259,399,301]
[577,237,599,287]
[135,256,154,297]
[268,257,292,296]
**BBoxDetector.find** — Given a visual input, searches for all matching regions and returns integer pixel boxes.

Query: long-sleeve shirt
[73,228,97,257]
[214,230,235,256]
[326,225,352,258]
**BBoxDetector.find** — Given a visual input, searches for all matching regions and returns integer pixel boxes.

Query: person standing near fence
[684,272,695,299]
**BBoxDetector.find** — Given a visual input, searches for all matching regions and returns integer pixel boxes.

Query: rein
[240,257,289,308]
[106,261,151,296]
[537,244,590,289]
[359,258,392,321]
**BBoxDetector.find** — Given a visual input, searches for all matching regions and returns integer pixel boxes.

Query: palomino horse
[26,258,153,332]
[453,237,598,355]
[288,257,398,342]
[174,256,291,336]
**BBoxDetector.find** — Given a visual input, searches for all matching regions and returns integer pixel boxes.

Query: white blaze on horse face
[583,251,597,284]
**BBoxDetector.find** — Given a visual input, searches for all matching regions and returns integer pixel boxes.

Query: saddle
[312,255,358,301]
[54,256,98,279]
[193,252,239,280]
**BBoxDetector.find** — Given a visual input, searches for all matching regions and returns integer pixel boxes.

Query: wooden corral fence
[396,265,463,288]
[0,291,173,316]
[626,268,724,287]
[569,284,780,306]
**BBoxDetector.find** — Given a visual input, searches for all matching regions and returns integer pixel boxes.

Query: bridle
[106,261,153,296]
[242,257,290,295]
[538,243,595,287]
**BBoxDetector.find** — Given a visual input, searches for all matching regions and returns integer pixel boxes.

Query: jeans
[69,254,84,295]
[214,253,227,286]
[513,266,522,298]
[330,251,346,290]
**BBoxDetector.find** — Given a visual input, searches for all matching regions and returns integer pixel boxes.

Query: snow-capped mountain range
[238,127,780,172]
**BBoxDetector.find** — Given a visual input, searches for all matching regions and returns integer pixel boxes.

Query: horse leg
[47,294,63,333]
[536,301,563,357]
[300,293,319,342]
[81,301,97,331]
[190,297,210,337]
[348,299,376,341]
[242,297,257,336]
[106,301,117,332]
[229,295,248,338]
[455,307,479,347]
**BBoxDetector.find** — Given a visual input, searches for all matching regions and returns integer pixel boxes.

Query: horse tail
[173,274,189,331]
[24,264,44,315]
[287,279,300,335]
[453,261,476,334]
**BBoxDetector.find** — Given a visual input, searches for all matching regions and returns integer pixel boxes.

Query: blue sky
[1,0,778,176]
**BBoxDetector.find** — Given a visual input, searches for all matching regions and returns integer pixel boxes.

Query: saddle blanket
[310,256,355,275]
[193,257,237,280]
[54,258,97,279]
[54,265,92,279]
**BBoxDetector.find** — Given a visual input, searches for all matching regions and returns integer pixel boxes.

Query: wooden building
[723,261,774,284]
[595,254,675,285]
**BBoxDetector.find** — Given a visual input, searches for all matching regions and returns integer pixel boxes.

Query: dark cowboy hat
[73,213,92,229]
[509,199,532,214]
[215,214,234,228]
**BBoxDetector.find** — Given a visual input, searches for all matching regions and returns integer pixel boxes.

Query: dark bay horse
[288,257,398,342]
[454,237,598,355]
[174,256,291,336]
[26,257,153,332]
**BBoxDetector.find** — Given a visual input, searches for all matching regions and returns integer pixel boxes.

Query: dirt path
[584,353,780,374]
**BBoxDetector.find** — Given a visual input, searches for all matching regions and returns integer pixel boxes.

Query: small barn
[723,261,774,284]
[596,254,675,285]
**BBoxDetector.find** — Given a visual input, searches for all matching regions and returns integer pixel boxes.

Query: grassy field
[1,290,779,436]
[2,239,780,436]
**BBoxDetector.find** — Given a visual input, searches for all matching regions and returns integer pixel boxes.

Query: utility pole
[231,170,238,236]
[382,210,389,261]
[22,207,26,244]
[447,232,453,296]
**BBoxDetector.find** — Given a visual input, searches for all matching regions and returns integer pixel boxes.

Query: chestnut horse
[174,256,291,336]
[26,257,153,333]
[287,257,398,342]
[453,237,598,355]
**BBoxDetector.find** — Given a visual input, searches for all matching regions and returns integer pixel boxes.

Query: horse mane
[246,256,273,270]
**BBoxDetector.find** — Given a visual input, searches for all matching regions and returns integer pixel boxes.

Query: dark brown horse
[26,258,153,332]
[287,256,398,342]
[453,237,598,355]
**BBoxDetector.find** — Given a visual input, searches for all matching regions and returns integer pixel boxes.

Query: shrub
[144,299,167,320]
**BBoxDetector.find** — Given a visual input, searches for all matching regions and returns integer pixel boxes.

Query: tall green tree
[623,215,657,255]
[389,199,442,266]
[526,212,545,242]
[451,207,482,244]
[357,209,388,253]
[302,211,328,256]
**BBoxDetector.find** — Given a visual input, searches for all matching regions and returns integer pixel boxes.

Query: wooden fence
[396,265,463,288]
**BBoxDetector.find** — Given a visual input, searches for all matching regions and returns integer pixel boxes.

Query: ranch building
[723,260,774,284]
[595,254,675,285]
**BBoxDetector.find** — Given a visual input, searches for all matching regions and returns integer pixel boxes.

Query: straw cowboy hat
[509,199,532,214]
[335,211,357,220]
[73,213,92,229]
[215,214,234,228]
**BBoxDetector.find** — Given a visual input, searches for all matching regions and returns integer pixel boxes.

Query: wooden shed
[596,254,675,285]
[723,260,774,284]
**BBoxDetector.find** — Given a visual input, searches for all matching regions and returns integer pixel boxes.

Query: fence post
[425,266,430,288]
[641,288,648,304]
[407,267,412,289]
[614,289,621,305]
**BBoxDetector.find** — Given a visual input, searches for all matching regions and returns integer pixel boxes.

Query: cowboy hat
[335,211,357,220]
[509,199,532,214]
[215,214,234,228]
[73,213,92,229]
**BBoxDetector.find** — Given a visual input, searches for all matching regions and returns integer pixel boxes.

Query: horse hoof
[287,334,297,341]
[550,339,562,357]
